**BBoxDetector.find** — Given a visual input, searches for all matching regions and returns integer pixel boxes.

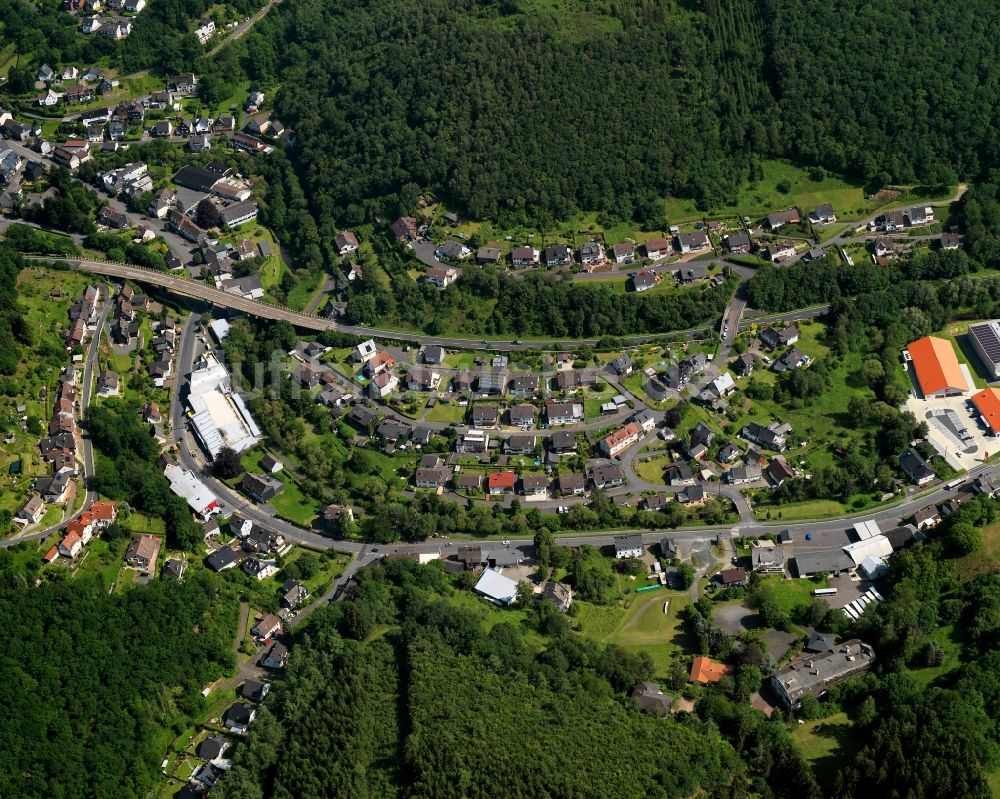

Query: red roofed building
[90,501,117,526]
[905,336,968,398]
[43,546,59,563]
[58,530,83,558]
[487,471,516,495]
[600,422,642,458]
[690,655,730,684]
[972,387,1000,437]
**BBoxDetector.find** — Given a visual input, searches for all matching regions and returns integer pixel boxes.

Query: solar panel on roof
[970,322,1000,363]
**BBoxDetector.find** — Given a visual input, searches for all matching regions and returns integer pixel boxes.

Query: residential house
[812,203,836,223]
[262,641,288,669]
[476,246,502,266]
[588,462,625,489]
[725,233,752,253]
[556,368,598,392]
[726,465,762,485]
[542,581,573,612]
[15,494,46,525]
[644,237,672,260]
[252,613,282,639]
[368,371,399,399]
[546,401,584,426]
[609,355,632,376]
[733,352,755,377]
[760,325,799,350]
[544,244,572,267]
[195,18,215,44]
[666,462,695,486]
[505,434,536,455]
[520,474,549,498]
[124,534,161,575]
[390,216,418,241]
[205,546,237,572]
[486,471,516,495]
[614,533,644,558]
[762,240,796,262]
[766,208,801,229]
[631,270,659,292]
[471,404,500,428]
[741,421,787,451]
[677,484,706,505]
[900,447,934,486]
[241,472,284,502]
[507,405,535,429]
[775,347,809,372]
[751,543,785,574]
[281,579,309,609]
[631,681,671,716]
[425,266,460,287]
[508,374,539,397]
[906,206,934,227]
[223,703,256,735]
[415,467,450,490]
[557,472,586,496]
[912,504,942,530]
[765,458,794,487]
[719,567,748,587]
[600,422,642,458]
[579,240,605,267]
[454,472,482,493]
[511,246,539,267]
[548,430,577,454]
[611,242,635,263]
[676,231,710,253]
[406,367,441,392]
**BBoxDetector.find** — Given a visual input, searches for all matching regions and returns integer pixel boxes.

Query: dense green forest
[0,244,27,375]
[89,400,204,549]
[222,0,989,231]
[213,558,779,799]
[0,574,236,799]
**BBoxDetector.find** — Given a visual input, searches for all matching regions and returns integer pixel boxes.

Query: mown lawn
[753,573,828,614]
[425,401,467,424]
[634,454,671,485]
[575,589,693,676]
[790,711,860,787]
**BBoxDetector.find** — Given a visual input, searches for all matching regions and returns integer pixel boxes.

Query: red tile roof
[487,471,516,490]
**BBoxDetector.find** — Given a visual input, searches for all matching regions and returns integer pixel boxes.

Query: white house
[614,534,644,559]
[195,18,216,44]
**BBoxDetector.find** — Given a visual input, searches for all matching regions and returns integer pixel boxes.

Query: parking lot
[904,392,992,471]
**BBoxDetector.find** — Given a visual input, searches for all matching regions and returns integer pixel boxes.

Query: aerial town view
[1,0,1000,797]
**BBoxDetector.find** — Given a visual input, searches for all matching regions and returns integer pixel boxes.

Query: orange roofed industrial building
[905,336,968,398]
[971,387,1000,437]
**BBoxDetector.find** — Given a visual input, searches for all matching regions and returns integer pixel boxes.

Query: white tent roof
[843,535,894,566]
[474,568,518,606]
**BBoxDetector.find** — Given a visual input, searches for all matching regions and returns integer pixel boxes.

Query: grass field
[283,269,323,312]
[790,711,859,787]
[664,160,870,223]
[753,498,848,522]
[753,574,828,614]
[575,588,692,675]
[425,401,467,424]
[634,454,671,485]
